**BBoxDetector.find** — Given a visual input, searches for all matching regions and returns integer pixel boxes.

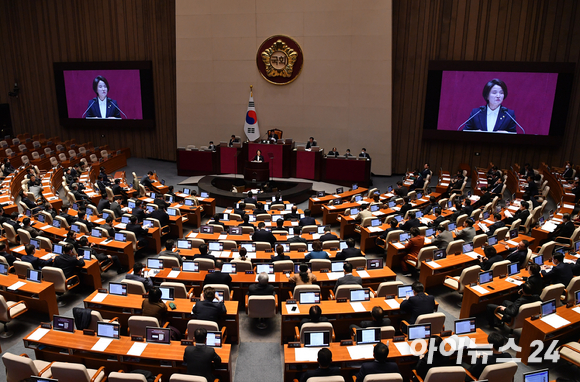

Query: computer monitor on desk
[182,261,199,272]
[145,326,171,345]
[408,324,431,340]
[454,318,476,335]
[177,239,191,249]
[304,332,330,347]
[159,287,174,301]
[508,262,519,276]
[398,285,413,298]
[350,288,371,302]
[331,261,344,273]
[206,331,222,347]
[488,236,498,246]
[97,321,120,339]
[355,328,381,345]
[523,369,549,382]
[109,282,128,296]
[299,292,320,304]
[478,270,493,285]
[53,315,75,333]
[541,299,556,317]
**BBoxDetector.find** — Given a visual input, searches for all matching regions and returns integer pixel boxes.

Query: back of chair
[121,279,147,295]
[335,284,363,299]
[415,246,437,268]
[169,374,208,382]
[376,281,403,297]
[159,256,180,269]
[128,316,160,337]
[293,285,321,301]
[363,373,402,382]
[310,259,331,271]
[273,260,294,272]
[540,283,565,306]
[470,209,481,221]
[221,240,238,250]
[2,352,39,382]
[2,223,18,244]
[537,241,556,258]
[322,240,340,249]
[204,284,230,300]
[490,259,510,277]
[196,258,215,271]
[385,229,403,243]
[445,240,464,256]
[231,258,252,272]
[424,366,465,382]
[247,295,276,318]
[415,312,445,334]
[455,214,468,228]
[346,256,367,269]
[108,371,148,382]
[495,226,509,241]
[186,319,219,339]
[13,260,33,277]
[301,225,318,234]
[255,241,271,251]
[364,326,396,340]
[52,361,91,382]
[478,361,518,382]
[510,301,541,330]
[307,377,345,382]
[290,242,307,251]
[160,282,189,299]
[472,234,487,248]
[457,265,481,294]
[300,322,334,344]
[565,276,580,305]
[41,266,67,293]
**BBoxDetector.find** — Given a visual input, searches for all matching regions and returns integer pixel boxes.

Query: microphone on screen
[81,100,96,118]
[501,106,526,134]
[110,100,128,119]
[456,106,486,131]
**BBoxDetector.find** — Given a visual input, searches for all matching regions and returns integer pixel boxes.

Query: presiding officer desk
[280,296,439,344]
[84,290,240,344]
[23,326,232,382]
[283,328,488,382]
[0,273,59,318]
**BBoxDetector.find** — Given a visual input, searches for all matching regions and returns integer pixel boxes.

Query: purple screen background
[63,69,143,119]
[436,71,558,135]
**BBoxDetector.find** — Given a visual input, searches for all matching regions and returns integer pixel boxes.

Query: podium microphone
[456,106,485,131]
[110,100,128,119]
[81,100,96,118]
[501,107,526,134]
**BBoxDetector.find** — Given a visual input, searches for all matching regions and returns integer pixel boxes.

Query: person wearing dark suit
[399,198,412,218]
[153,197,169,210]
[506,240,529,266]
[84,76,122,118]
[21,244,52,270]
[108,196,123,219]
[140,172,154,190]
[327,147,339,157]
[335,238,363,260]
[505,201,530,225]
[319,226,338,242]
[53,243,85,280]
[526,263,544,296]
[21,218,40,238]
[354,342,400,382]
[415,336,454,380]
[299,305,329,328]
[157,239,183,266]
[571,180,580,203]
[77,210,95,231]
[488,179,504,196]
[203,260,232,288]
[252,222,277,247]
[233,202,247,220]
[459,199,474,217]
[379,220,399,240]
[112,179,127,198]
[479,246,504,271]
[184,328,221,382]
[252,149,265,162]
[334,262,363,292]
[192,244,216,262]
[125,216,149,248]
[299,348,340,382]
[149,205,170,227]
[299,209,316,227]
[71,183,90,203]
[242,191,256,206]
[466,332,511,379]
[463,79,516,133]
[131,201,147,223]
[542,252,574,286]
[423,196,439,215]
[228,134,239,147]
[399,211,422,231]
[394,181,408,197]
[238,215,255,229]
[271,244,290,262]
[525,175,539,198]
[126,263,153,291]
[399,282,436,325]
[358,148,371,159]
[57,207,75,226]
[191,287,227,322]
[563,163,574,180]
[97,197,111,214]
[350,306,392,331]
[273,219,288,232]
[429,208,448,229]
[486,282,541,327]
[284,205,300,221]
[0,243,16,266]
[305,137,317,150]
[550,213,576,244]
[248,272,276,296]
[431,226,453,250]
[487,213,506,237]
[408,173,424,191]
[267,131,279,142]
[420,163,431,180]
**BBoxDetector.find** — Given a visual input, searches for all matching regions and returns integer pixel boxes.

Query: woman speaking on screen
[464,78,516,133]
[84,75,122,119]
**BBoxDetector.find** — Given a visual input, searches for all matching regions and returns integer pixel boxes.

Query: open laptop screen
[146,326,171,345]
[97,321,120,339]
[454,318,476,335]
[109,282,128,296]
[304,331,330,347]
[53,315,75,333]
[408,324,431,340]
[398,285,413,298]
[523,369,549,382]
[299,292,320,304]
[355,328,381,345]
[159,287,174,301]
[350,288,371,302]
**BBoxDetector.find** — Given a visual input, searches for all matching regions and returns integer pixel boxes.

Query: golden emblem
[261,39,298,78]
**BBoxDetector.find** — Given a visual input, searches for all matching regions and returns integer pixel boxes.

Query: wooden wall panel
[0,0,176,161]
[392,0,580,174]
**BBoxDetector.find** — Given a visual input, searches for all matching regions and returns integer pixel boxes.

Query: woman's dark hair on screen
[482,79,508,104]
[93,75,110,95]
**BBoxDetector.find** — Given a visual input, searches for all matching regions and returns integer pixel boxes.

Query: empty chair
[358,373,402,382]
[128,316,164,337]
[346,256,367,269]
[0,296,27,338]
[17,228,31,244]
[160,282,193,299]
[2,352,53,382]
[290,285,322,301]
[536,241,556,261]
[58,153,67,162]
[221,240,238,250]
[332,284,363,300]
[490,259,510,277]
[301,225,318,234]
[468,361,518,382]
[246,294,277,329]
[444,265,481,295]
[13,260,33,277]
[31,151,40,160]
[290,242,307,251]
[170,374,213,382]
[42,266,80,307]
[20,155,30,165]
[406,246,437,270]
[375,281,403,297]
[472,234,487,248]
[559,341,580,368]
[90,153,98,163]
[403,312,445,334]
[51,361,106,382]
[196,258,215,271]
[310,259,331,271]
[322,240,340,249]
[121,279,147,294]
[445,240,464,256]
[413,366,465,382]
[255,241,271,251]
[540,283,565,306]
[296,322,335,344]
[109,371,162,382]
[159,256,180,269]
[494,227,509,241]
[273,260,294,272]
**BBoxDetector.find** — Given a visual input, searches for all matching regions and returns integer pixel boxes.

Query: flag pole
[250,85,253,97]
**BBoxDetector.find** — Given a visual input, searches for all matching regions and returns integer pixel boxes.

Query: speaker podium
[244,160,269,182]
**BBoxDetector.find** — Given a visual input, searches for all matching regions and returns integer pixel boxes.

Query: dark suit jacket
[554,221,576,239]
[319,233,338,242]
[252,229,277,246]
[400,218,421,231]
[158,250,183,266]
[489,182,504,194]
[284,212,300,221]
[360,317,392,328]
[191,300,226,322]
[132,207,147,222]
[192,253,216,262]
[97,198,110,214]
[487,220,505,236]
[542,262,574,286]
[399,293,436,324]
[110,201,123,218]
[21,254,52,270]
[512,209,530,224]
[334,274,363,292]
[248,283,276,296]
[526,274,544,295]
[53,254,85,279]
[1,251,16,266]
[429,215,448,228]
[464,106,516,132]
[395,186,408,197]
[112,184,125,196]
[335,247,362,260]
[423,203,439,215]
[85,97,121,118]
[271,254,290,262]
[203,271,232,288]
[101,223,115,237]
[126,223,148,241]
[300,367,340,382]
[506,249,528,266]
[149,208,170,227]
[252,155,264,162]
[503,294,541,320]
[299,216,316,227]
[416,352,453,380]
[355,361,400,382]
[481,254,504,271]
[183,344,221,382]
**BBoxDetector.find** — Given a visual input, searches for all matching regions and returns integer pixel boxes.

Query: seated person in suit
[305,240,330,260]
[191,287,226,323]
[465,332,510,380]
[97,194,111,214]
[111,179,128,200]
[524,174,539,198]
[203,260,232,288]
[233,202,246,219]
[192,244,216,262]
[252,222,277,247]
[299,348,340,382]
[210,214,226,230]
[238,214,255,229]
[125,216,149,248]
[454,218,476,243]
[274,219,288,232]
[542,251,574,286]
[429,208,448,228]
[319,226,338,242]
[400,282,436,325]
[299,305,329,328]
[344,149,353,157]
[150,204,170,227]
[289,263,317,286]
[408,172,424,191]
[401,227,425,276]
[110,196,124,218]
[563,162,574,180]
[420,163,431,179]
[131,200,147,222]
[78,236,123,274]
[184,328,221,382]
[505,201,530,225]
[267,131,279,142]
[243,191,256,206]
[284,205,301,221]
[571,180,580,203]
[423,196,439,215]
[140,171,154,190]
[487,213,506,236]
[141,287,167,324]
[359,148,371,159]
[271,244,290,262]
[334,262,362,292]
[126,262,153,291]
[527,263,544,295]
[354,342,400,382]
[350,306,392,332]
[299,209,316,226]
[485,282,541,328]
[505,240,529,267]
[335,238,363,260]
[446,170,465,195]
[400,211,421,231]
[21,243,52,270]
[431,225,453,250]
[77,210,95,231]
[21,217,40,238]
[327,147,339,157]
[248,272,276,296]
[100,215,116,237]
[305,137,317,149]
[488,178,505,196]
[399,196,413,217]
[479,245,504,271]
[394,181,408,197]
[0,243,16,266]
[53,243,85,282]
[379,219,399,241]
[228,134,239,147]
[549,213,576,244]
[71,183,90,203]
[415,335,453,380]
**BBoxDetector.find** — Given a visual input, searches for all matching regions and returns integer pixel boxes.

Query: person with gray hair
[248,272,276,296]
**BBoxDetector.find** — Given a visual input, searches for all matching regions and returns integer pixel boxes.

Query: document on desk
[219,251,232,258]
[504,210,513,218]
[218,234,228,240]
[285,304,300,314]
[506,240,519,246]
[167,270,181,278]
[385,299,400,309]
[347,344,374,360]
[294,347,322,362]
[471,285,490,295]
[541,314,570,329]
[350,302,366,312]
[506,277,524,286]
[427,261,441,268]
[91,338,113,352]
[37,225,51,231]
[27,327,50,341]
[564,203,575,209]
[372,211,384,216]
[291,222,298,226]
[40,253,54,260]
[392,242,405,249]
[188,232,198,238]
[127,342,148,356]
[91,293,108,302]
[7,281,26,291]
[541,222,558,232]
[367,227,383,233]
[572,307,580,315]
[326,272,342,280]
[356,270,370,278]
[394,342,413,356]
[464,251,479,259]
[13,245,25,252]
[312,198,320,202]
[94,218,105,224]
